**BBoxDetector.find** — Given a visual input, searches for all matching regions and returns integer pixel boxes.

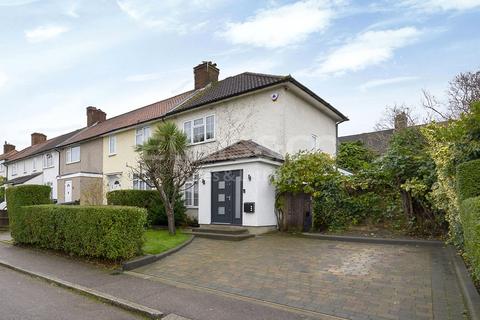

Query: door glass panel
[218,181,225,189]
[235,175,241,219]
[218,207,225,215]
[218,194,225,202]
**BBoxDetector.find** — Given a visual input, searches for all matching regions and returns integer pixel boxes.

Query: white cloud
[0,72,8,88]
[0,0,38,6]
[116,0,220,32]
[125,73,163,82]
[25,25,69,43]
[400,0,480,11]
[358,76,419,91]
[220,0,341,49]
[312,27,421,75]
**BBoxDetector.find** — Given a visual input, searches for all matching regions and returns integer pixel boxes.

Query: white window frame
[66,146,81,164]
[43,153,54,169]
[22,161,26,173]
[311,134,318,150]
[184,175,199,207]
[135,126,151,146]
[0,163,4,173]
[108,135,117,155]
[132,174,151,190]
[11,163,17,176]
[183,115,215,145]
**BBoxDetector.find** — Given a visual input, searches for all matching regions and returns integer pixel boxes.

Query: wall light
[202,179,206,185]
[248,174,252,181]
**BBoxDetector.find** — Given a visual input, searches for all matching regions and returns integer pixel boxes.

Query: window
[311,134,318,150]
[66,146,80,164]
[109,135,117,155]
[184,175,199,207]
[32,157,37,171]
[0,163,4,173]
[43,153,53,168]
[12,163,17,176]
[22,161,26,173]
[135,126,151,145]
[183,115,215,144]
[133,174,151,190]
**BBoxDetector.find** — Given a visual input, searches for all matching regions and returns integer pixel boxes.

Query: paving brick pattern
[135,234,468,320]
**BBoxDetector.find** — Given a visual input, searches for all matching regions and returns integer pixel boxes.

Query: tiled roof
[200,140,284,164]
[339,129,394,155]
[168,72,288,115]
[7,172,42,185]
[7,130,81,162]
[57,90,197,147]
[0,150,18,161]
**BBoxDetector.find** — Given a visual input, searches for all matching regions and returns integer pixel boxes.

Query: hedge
[12,205,146,260]
[0,186,5,203]
[106,190,186,226]
[457,159,480,201]
[460,196,480,281]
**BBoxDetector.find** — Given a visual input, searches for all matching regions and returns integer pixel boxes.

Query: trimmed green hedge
[457,159,480,201]
[13,205,146,260]
[0,186,5,203]
[106,190,186,226]
[460,196,480,281]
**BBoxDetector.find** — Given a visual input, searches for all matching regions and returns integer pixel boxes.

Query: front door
[211,170,243,225]
[64,180,72,203]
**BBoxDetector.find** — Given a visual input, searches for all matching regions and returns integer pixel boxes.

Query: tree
[423,70,480,119]
[374,104,418,131]
[336,141,376,173]
[133,122,201,235]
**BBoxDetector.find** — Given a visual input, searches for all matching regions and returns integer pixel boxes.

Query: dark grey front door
[211,170,243,225]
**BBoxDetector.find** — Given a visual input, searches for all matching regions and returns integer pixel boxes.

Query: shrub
[0,186,5,203]
[457,159,480,201]
[106,190,186,226]
[460,196,480,281]
[12,204,146,260]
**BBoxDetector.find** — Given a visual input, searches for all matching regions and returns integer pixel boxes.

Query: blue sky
[0,0,479,149]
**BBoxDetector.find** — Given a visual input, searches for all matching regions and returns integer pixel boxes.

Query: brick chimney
[3,142,15,154]
[86,106,107,127]
[31,133,47,146]
[194,61,219,90]
[394,112,408,130]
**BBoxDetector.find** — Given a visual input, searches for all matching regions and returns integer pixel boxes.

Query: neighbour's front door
[65,180,72,203]
[211,170,243,225]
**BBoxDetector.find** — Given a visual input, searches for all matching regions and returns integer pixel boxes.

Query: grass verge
[142,229,190,255]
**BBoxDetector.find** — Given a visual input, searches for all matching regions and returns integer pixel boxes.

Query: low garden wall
[458,159,480,281]
[7,185,147,261]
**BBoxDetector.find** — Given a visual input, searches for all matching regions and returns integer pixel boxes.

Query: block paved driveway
[134,234,468,320]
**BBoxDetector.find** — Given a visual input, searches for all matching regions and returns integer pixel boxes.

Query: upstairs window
[12,163,17,176]
[311,134,318,150]
[43,153,53,168]
[109,135,117,155]
[135,126,151,145]
[183,115,215,144]
[22,161,26,173]
[66,146,80,164]
[0,163,4,173]
[32,157,37,171]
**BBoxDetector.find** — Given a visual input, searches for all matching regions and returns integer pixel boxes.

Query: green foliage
[337,141,376,173]
[0,186,5,203]
[142,229,190,255]
[457,160,480,202]
[271,151,339,197]
[423,101,480,246]
[460,197,480,281]
[106,190,186,226]
[12,204,146,260]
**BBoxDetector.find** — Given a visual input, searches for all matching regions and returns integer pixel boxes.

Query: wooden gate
[283,192,312,232]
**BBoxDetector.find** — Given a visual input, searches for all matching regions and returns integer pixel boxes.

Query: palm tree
[135,122,198,235]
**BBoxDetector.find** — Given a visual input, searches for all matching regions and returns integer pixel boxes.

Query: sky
[0,0,479,149]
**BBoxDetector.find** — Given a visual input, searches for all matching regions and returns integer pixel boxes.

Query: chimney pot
[194,61,219,90]
[86,106,107,127]
[31,133,47,146]
[3,142,15,154]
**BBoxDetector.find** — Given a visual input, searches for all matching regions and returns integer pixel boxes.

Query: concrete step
[189,231,255,241]
[191,226,249,235]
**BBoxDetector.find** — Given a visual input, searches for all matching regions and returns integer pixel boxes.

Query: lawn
[142,229,190,255]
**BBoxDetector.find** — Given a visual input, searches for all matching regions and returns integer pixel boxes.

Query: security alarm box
[244,202,255,213]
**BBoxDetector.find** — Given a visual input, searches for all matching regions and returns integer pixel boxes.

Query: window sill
[66,160,80,165]
[188,138,215,146]
[186,205,199,209]
[108,153,117,157]
[43,166,54,169]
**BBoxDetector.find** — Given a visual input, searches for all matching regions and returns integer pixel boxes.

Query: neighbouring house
[59,61,347,229]
[339,112,409,154]
[0,142,17,180]
[4,131,80,201]
[55,107,106,205]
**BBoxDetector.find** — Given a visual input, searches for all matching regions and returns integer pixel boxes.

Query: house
[4,131,80,201]
[60,61,347,229]
[0,142,17,180]
[55,107,107,205]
